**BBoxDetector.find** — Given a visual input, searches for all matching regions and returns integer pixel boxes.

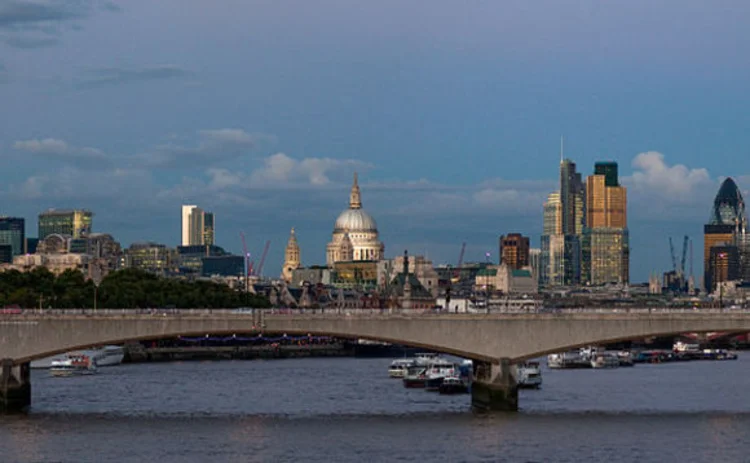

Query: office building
[181,205,215,246]
[582,162,629,285]
[38,209,92,239]
[0,217,25,259]
[704,178,746,292]
[499,233,530,269]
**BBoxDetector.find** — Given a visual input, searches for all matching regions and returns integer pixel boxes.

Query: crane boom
[257,240,271,277]
[680,235,688,276]
[669,237,677,273]
[452,242,466,282]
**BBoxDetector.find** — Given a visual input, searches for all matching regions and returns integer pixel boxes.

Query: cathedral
[326,173,385,266]
[281,227,301,283]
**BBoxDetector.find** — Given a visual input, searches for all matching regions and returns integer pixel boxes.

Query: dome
[709,177,746,226]
[334,208,378,233]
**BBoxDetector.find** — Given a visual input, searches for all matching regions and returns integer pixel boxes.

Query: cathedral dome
[334,208,378,233]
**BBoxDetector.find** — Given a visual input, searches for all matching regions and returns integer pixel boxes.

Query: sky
[2,0,750,283]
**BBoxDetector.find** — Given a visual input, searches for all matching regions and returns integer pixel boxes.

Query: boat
[547,351,589,369]
[617,350,635,367]
[388,358,414,378]
[50,354,97,377]
[700,349,738,360]
[590,352,620,369]
[438,375,469,394]
[402,365,428,388]
[413,352,441,366]
[517,361,542,389]
[673,341,701,353]
[32,345,124,369]
[424,359,459,391]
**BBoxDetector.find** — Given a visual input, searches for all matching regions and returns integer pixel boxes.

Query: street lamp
[485,252,491,314]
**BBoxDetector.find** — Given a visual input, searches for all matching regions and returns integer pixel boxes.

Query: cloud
[13,137,108,163]
[76,65,193,89]
[0,1,118,50]
[628,151,712,200]
[249,153,371,187]
[138,128,266,168]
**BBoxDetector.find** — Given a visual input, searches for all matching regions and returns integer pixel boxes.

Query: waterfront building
[475,264,538,295]
[499,233,530,269]
[387,250,436,309]
[704,178,746,292]
[281,228,302,283]
[326,173,384,266]
[121,242,176,274]
[290,267,332,288]
[38,209,92,239]
[181,205,214,246]
[582,162,629,285]
[0,217,24,262]
[529,248,541,283]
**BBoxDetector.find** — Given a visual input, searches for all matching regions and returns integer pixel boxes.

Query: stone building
[281,227,302,283]
[326,173,384,266]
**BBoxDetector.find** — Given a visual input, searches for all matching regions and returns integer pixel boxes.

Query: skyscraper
[38,209,92,239]
[704,178,746,292]
[540,192,564,286]
[583,162,629,285]
[181,205,215,246]
[0,217,25,262]
[499,233,530,269]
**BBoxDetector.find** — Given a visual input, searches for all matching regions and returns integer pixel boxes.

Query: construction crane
[680,235,689,277]
[256,240,271,277]
[451,242,466,284]
[669,237,677,274]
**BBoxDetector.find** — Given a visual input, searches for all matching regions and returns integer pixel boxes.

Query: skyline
[2,1,750,280]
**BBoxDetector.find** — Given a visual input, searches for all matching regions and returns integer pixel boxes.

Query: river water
[2,355,750,462]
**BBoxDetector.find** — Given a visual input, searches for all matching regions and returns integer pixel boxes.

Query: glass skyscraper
[38,209,92,239]
[0,217,25,262]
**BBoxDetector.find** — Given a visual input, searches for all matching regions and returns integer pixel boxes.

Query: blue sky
[1,0,750,282]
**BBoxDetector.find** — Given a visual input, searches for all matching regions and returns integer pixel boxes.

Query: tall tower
[583,162,629,285]
[281,227,302,283]
[181,205,214,246]
[704,178,746,293]
[350,172,362,209]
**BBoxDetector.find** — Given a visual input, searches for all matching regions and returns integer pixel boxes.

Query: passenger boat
[590,352,620,369]
[50,354,97,377]
[424,359,459,391]
[547,351,589,369]
[617,351,635,367]
[388,358,414,378]
[32,345,125,369]
[438,375,469,395]
[402,365,428,388]
[413,352,441,366]
[700,349,738,360]
[673,341,701,353]
[517,361,542,389]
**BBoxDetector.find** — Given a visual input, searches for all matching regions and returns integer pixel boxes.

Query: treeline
[0,268,271,309]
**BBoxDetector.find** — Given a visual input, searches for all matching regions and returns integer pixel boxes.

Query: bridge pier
[0,359,31,414]
[471,358,518,412]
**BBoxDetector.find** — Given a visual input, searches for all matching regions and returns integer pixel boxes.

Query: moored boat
[50,354,97,377]
[590,352,620,369]
[388,358,414,378]
[517,361,542,389]
[424,359,459,391]
[438,375,469,394]
[402,365,428,388]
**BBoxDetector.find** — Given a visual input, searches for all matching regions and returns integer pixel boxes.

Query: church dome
[334,208,378,233]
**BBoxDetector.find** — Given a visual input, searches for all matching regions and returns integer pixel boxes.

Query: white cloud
[249,153,370,187]
[139,128,266,168]
[628,151,712,200]
[13,137,107,162]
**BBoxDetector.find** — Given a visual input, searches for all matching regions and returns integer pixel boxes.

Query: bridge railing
[6,307,750,317]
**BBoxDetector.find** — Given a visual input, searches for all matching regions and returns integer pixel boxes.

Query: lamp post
[485,252,491,314]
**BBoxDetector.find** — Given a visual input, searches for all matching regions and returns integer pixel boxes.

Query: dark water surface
[2,356,750,462]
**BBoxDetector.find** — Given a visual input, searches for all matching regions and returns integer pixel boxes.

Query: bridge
[3,308,750,413]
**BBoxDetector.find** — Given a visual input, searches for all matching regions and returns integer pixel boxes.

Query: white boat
[673,341,701,353]
[424,359,459,391]
[517,361,542,389]
[547,351,589,369]
[388,358,414,378]
[50,354,97,377]
[590,352,620,369]
[32,345,124,369]
[413,352,441,366]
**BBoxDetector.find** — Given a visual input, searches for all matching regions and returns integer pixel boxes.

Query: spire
[560,136,564,164]
[349,172,362,209]
[403,249,409,275]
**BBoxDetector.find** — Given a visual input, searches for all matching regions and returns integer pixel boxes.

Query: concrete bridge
[3,308,750,413]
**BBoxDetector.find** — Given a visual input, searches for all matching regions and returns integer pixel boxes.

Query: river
[1,355,750,462]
